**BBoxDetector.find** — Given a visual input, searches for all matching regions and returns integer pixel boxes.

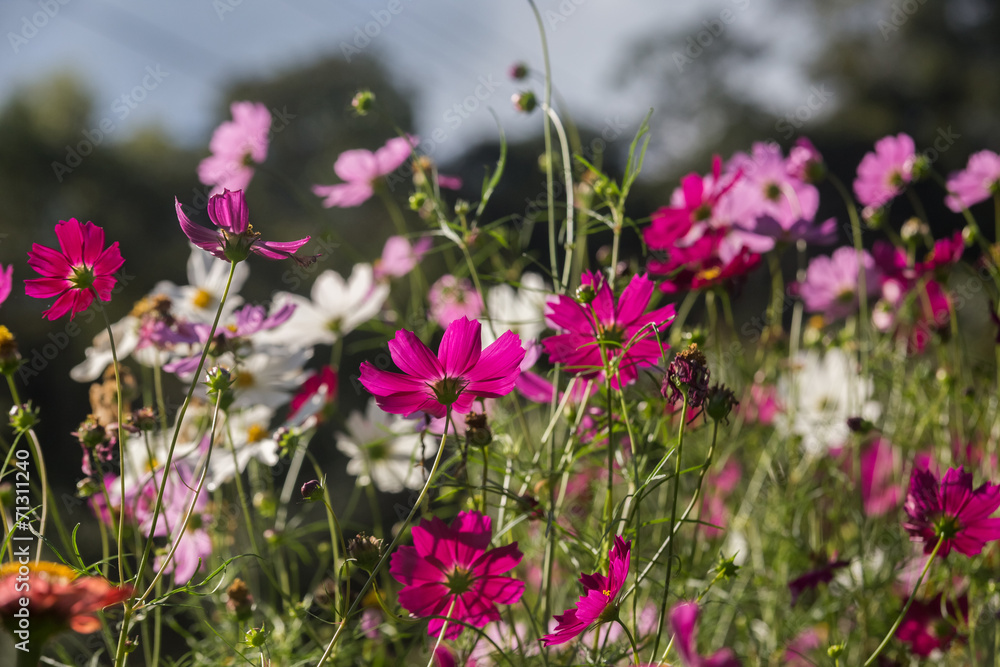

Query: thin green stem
[863,536,943,666]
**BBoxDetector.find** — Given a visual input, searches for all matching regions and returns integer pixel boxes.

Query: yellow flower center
[696,266,722,282]
[0,326,14,347]
[235,371,255,388]
[246,424,267,443]
[191,288,213,309]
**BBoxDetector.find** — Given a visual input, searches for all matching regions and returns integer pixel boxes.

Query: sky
[0,0,821,165]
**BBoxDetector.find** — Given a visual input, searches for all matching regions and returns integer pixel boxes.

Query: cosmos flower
[541,536,630,646]
[0,263,11,309]
[429,275,483,328]
[197,101,271,195]
[903,466,1000,558]
[313,136,416,207]
[390,511,524,640]
[669,601,741,667]
[853,133,917,209]
[945,150,1000,212]
[542,271,675,388]
[798,246,881,321]
[0,561,131,640]
[176,189,313,264]
[359,317,524,418]
[25,219,125,321]
[374,235,433,281]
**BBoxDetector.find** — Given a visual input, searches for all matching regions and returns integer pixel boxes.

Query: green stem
[652,390,689,659]
[316,409,453,666]
[863,536,943,666]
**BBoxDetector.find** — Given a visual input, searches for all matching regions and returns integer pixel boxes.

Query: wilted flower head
[663,344,710,408]
[25,219,125,321]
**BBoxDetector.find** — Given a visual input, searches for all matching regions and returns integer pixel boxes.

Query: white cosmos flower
[208,404,278,488]
[779,348,881,456]
[337,402,438,493]
[259,264,389,348]
[483,272,548,347]
[230,347,313,409]
[152,246,249,323]
[71,315,144,382]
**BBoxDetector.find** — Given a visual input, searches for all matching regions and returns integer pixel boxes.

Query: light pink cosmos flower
[541,536,630,646]
[390,510,524,640]
[903,465,1000,558]
[313,136,416,207]
[0,263,12,309]
[429,274,483,327]
[359,317,524,418]
[853,133,917,208]
[374,235,433,281]
[543,271,675,388]
[176,189,313,265]
[945,150,1000,212]
[799,246,881,321]
[25,219,125,321]
[197,101,271,195]
[669,601,741,667]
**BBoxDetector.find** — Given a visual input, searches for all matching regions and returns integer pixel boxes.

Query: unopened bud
[351,90,374,116]
[508,62,528,80]
[301,479,324,502]
[512,91,537,113]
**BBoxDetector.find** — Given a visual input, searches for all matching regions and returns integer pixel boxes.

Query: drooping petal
[175,198,225,257]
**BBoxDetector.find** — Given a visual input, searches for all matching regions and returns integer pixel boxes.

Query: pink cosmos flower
[390,510,524,640]
[0,263,12,308]
[25,219,125,321]
[701,460,741,538]
[859,439,902,517]
[176,189,313,265]
[945,150,1000,212]
[542,272,675,388]
[896,593,968,657]
[197,101,271,195]
[799,246,881,321]
[903,465,1000,558]
[359,317,524,418]
[644,156,739,249]
[786,137,824,183]
[669,601,741,667]
[429,275,483,327]
[853,133,917,209]
[787,556,849,607]
[648,230,762,294]
[374,235,433,281]
[740,383,780,425]
[783,628,823,666]
[313,136,416,207]
[289,365,338,423]
[541,536,630,646]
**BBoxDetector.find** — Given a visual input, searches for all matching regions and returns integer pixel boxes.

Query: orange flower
[0,561,131,637]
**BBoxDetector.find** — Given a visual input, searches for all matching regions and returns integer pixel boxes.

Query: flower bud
[351,90,375,116]
[9,402,40,434]
[253,490,278,518]
[862,206,884,230]
[408,192,427,211]
[0,326,22,376]
[128,407,157,432]
[512,91,537,113]
[348,533,384,573]
[962,225,977,246]
[508,62,528,80]
[226,578,254,622]
[454,199,471,216]
[900,217,928,245]
[244,625,268,648]
[300,479,324,503]
[705,384,738,423]
[465,412,492,447]
[846,417,875,434]
[205,366,233,395]
[574,283,597,305]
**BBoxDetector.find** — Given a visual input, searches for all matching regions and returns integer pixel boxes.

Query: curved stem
[863,536,943,666]
[652,390,689,659]
[316,409,452,666]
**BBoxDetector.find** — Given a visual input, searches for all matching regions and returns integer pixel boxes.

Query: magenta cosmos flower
[25,219,125,321]
[541,536,630,646]
[853,133,918,209]
[799,246,881,321]
[429,274,483,327]
[903,465,1000,558]
[945,150,1000,212]
[176,189,313,265]
[390,510,524,640]
[313,136,415,207]
[197,101,271,195]
[669,601,741,667]
[0,263,12,309]
[543,272,675,388]
[359,317,524,418]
